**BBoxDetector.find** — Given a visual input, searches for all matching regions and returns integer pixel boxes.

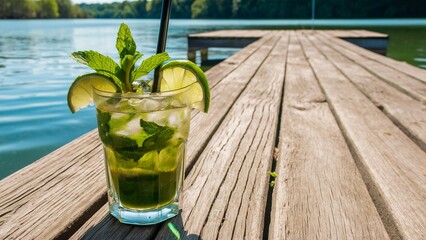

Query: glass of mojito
[94,85,193,224]
[67,24,209,225]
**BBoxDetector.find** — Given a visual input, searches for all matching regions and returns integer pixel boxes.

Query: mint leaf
[140,118,164,134]
[131,52,170,82]
[116,23,136,58]
[71,51,120,76]
[157,128,174,145]
[140,119,175,153]
[142,129,174,152]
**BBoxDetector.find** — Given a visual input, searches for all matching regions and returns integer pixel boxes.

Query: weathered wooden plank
[323,31,426,84]
[70,35,282,238]
[186,34,280,174]
[153,31,288,240]
[307,32,426,152]
[0,130,107,239]
[70,205,110,239]
[326,33,426,102]
[299,31,426,240]
[336,29,426,82]
[205,33,272,88]
[269,31,389,240]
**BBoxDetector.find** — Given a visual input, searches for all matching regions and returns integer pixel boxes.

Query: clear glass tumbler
[93,84,193,225]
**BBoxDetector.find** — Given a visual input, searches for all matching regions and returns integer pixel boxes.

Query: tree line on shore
[1,0,425,19]
[0,0,87,19]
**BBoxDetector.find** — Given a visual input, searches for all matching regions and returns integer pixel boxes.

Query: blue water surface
[0,19,425,179]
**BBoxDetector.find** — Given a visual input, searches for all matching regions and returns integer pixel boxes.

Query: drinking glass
[93,84,193,225]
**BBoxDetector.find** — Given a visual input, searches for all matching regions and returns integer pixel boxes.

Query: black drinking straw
[152,0,173,93]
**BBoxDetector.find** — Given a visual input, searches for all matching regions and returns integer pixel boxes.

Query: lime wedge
[160,60,210,113]
[67,73,119,113]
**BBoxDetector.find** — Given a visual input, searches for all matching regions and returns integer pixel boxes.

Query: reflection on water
[0,19,425,179]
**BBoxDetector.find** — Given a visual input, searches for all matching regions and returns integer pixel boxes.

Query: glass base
[109,202,180,225]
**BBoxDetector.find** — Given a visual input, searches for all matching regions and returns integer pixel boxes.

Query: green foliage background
[1,0,425,19]
[0,0,86,18]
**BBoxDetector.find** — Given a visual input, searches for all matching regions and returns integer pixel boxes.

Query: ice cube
[115,117,140,136]
[142,110,169,126]
[109,113,150,146]
[168,112,180,127]
[136,98,162,112]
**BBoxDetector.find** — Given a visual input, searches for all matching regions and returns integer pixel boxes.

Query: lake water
[1,19,426,179]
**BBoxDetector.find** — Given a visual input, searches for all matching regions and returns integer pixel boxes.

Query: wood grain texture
[325,31,426,82]
[307,32,426,152]
[299,31,426,240]
[205,32,272,88]
[321,36,426,103]
[318,32,426,89]
[186,35,280,174]
[69,34,281,239]
[70,204,110,239]
[0,130,106,239]
[153,32,288,240]
[269,31,389,240]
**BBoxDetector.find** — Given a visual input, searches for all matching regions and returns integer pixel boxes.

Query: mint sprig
[70,23,170,92]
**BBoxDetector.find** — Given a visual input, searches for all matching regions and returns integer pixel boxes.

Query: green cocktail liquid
[111,165,177,209]
[96,105,189,211]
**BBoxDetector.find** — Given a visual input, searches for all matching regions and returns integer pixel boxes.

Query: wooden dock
[188,29,388,64]
[1,30,426,239]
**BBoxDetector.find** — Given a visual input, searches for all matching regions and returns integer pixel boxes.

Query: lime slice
[67,73,119,113]
[160,60,210,113]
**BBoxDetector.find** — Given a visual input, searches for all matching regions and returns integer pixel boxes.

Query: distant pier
[188,29,389,65]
